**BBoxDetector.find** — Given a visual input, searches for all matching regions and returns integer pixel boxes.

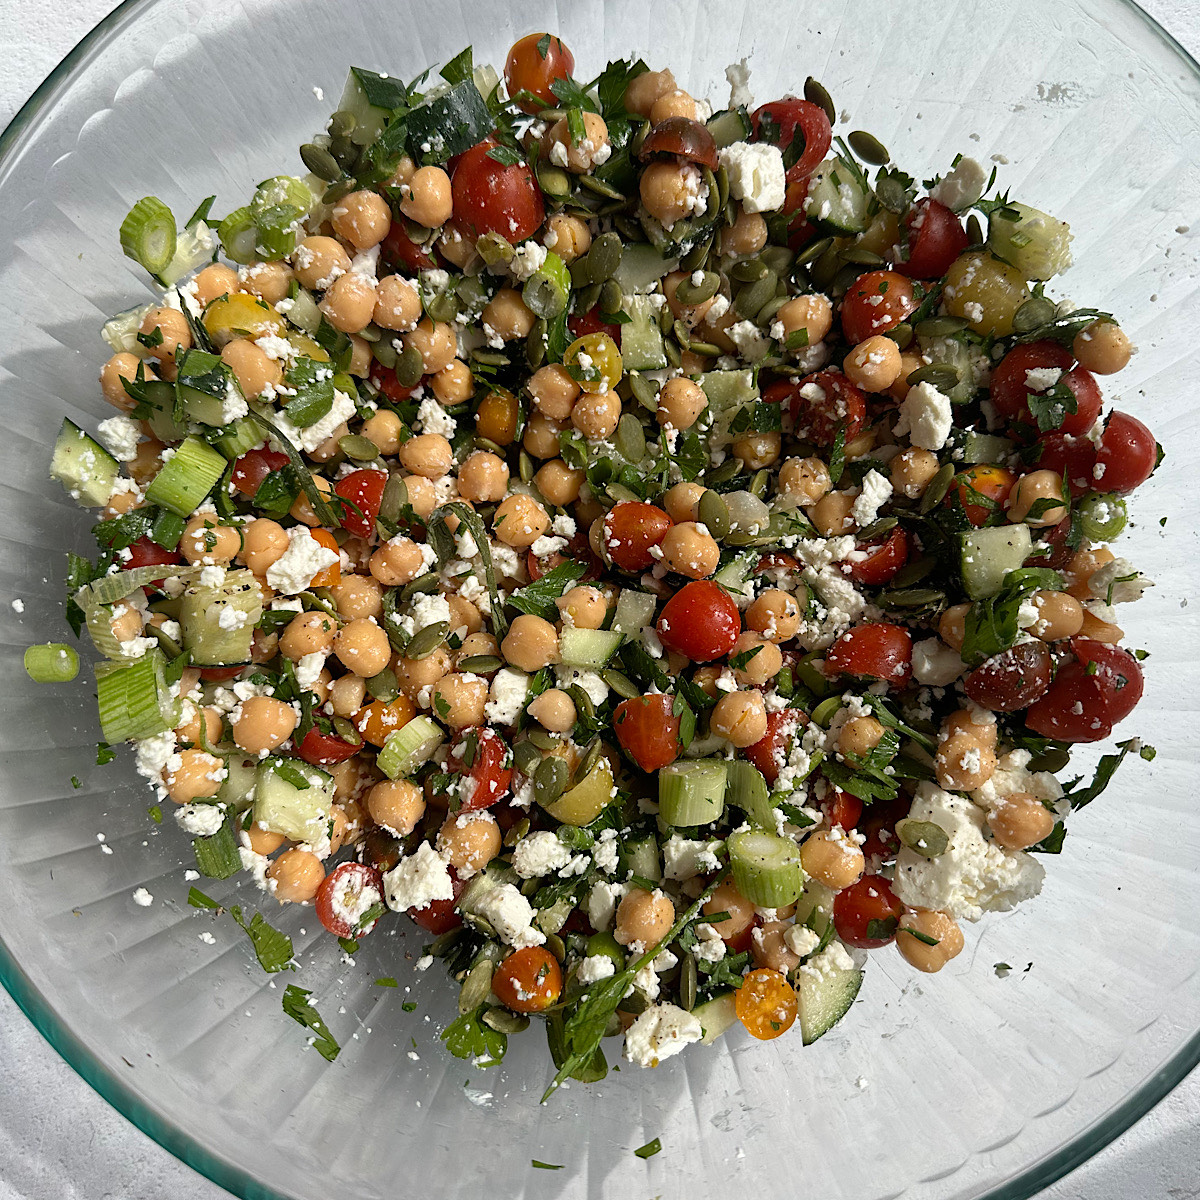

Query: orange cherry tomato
[354,695,417,747]
[946,463,1017,527]
[504,33,576,112]
[308,527,341,588]
[734,967,798,1040]
[492,946,563,1013]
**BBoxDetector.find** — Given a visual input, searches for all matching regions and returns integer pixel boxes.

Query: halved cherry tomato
[492,946,563,1013]
[657,580,741,662]
[334,469,387,539]
[408,867,466,934]
[1027,516,1077,570]
[825,623,913,687]
[122,535,182,592]
[308,527,341,588]
[452,140,545,242]
[765,371,867,448]
[231,446,288,498]
[1094,410,1158,495]
[354,694,416,747]
[361,827,404,876]
[859,793,910,861]
[527,532,604,584]
[315,863,385,939]
[614,694,680,772]
[568,305,622,346]
[755,550,801,575]
[1026,638,1143,742]
[735,967,798,1040]
[824,789,863,831]
[744,709,807,786]
[894,198,969,280]
[946,463,1017,527]
[834,874,904,948]
[782,180,817,248]
[295,726,361,765]
[964,641,1052,712]
[369,364,423,405]
[638,117,719,169]
[1038,431,1098,498]
[504,32,575,111]
[846,526,910,586]
[381,221,435,272]
[751,98,832,184]
[989,341,1102,437]
[448,726,513,807]
[198,664,244,683]
[840,270,917,344]
[602,501,672,572]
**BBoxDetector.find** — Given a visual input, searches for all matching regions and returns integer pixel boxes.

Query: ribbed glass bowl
[1,1,1197,1197]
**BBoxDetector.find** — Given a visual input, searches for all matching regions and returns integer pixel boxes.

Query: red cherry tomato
[765,371,867,448]
[742,709,807,786]
[452,141,545,243]
[369,364,423,405]
[381,221,436,273]
[840,270,917,345]
[198,664,244,683]
[750,98,832,184]
[657,580,741,663]
[1069,638,1144,724]
[122,535,182,593]
[295,727,361,765]
[638,117,720,170]
[315,863,385,939]
[946,463,1017,527]
[602,501,673,572]
[963,641,1053,712]
[1093,410,1158,495]
[409,867,466,934]
[894,198,969,279]
[858,794,910,861]
[231,446,289,499]
[614,694,681,772]
[826,623,913,687]
[1025,638,1144,742]
[1038,431,1098,498]
[833,874,904,948]
[568,305,622,345]
[824,789,863,831]
[846,526,910,586]
[526,532,603,583]
[449,727,513,807]
[333,469,387,538]
[782,180,817,248]
[503,32,575,112]
[1027,516,1076,570]
[989,341,1101,437]
[492,946,563,1012]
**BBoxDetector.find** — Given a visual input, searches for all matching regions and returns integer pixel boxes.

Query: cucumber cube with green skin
[697,369,759,412]
[50,419,119,507]
[692,992,738,1044]
[611,242,679,294]
[558,628,623,669]
[960,525,1033,600]
[619,294,667,371]
[179,568,263,665]
[796,960,864,1045]
[253,759,334,845]
[611,589,658,636]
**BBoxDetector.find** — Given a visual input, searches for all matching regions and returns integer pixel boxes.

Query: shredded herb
[281,984,340,1062]
[634,1138,662,1159]
[229,905,294,973]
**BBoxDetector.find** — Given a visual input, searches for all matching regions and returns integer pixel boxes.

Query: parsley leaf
[281,984,340,1062]
[506,561,586,620]
[1027,382,1078,432]
[187,887,220,910]
[1062,737,1154,810]
[441,1005,507,1065]
[960,567,1064,667]
[229,905,294,973]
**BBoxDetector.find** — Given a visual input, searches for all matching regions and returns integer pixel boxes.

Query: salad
[28,32,1160,1094]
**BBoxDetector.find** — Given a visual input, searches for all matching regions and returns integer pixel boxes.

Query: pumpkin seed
[400,571,440,602]
[579,174,624,201]
[735,271,777,319]
[613,214,645,243]
[700,167,720,220]
[534,756,570,806]
[1013,295,1057,333]
[809,245,843,289]
[371,338,397,368]
[503,817,531,848]
[599,278,624,314]
[688,339,721,357]
[513,740,542,776]
[355,324,382,344]
[473,436,504,456]
[915,315,970,338]
[890,555,937,587]
[965,213,984,246]
[329,134,358,169]
[588,232,624,280]
[471,349,510,368]
[830,262,865,298]
[300,142,342,182]
[674,270,721,306]
[906,362,961,392]
[698,489,731,539]
[429,927,467,959]
[840,245,886,267]
[405,621,449,660]
[331,716,362,745]
[458,959,494,1014]
[328,110,357,139]
[607,482,641,504]
[339,434,379,462]
[876,586,947,608]
[404,219,432,244]
[803,76,837,124]
[679,953,698,1012]
[759,245,794,277]
[519,448,535,484]
[602,668,639,699]
[671,318,693,350]
[379,474,408,525]
[483,1006,530,1034]
[664,338,682,369]
[527,728,560,751]
[536,164,571,198]
[857,516,899,542]
[575,280,603,316]
[365,667,399,703]
[756,294,788,327]
[629,372,659,411]
[887,321,914,350]
[544,932,567,962]
[919,462,957,514]
[794,235,834,269]
[458,654,502,674]
[705,457,742,486]
[538,107,567,122]
[568,688,597,727]
[526,318,547,370]
[569,255,594,288]
[679,234,712,273]
[616,412,646,462]
[395,344,425,387]
[731,257,768,283]
[525,273,568,320]
[875,174,909,214]
[848,129,890,165]
[896,818,949,859]
[630,118,650,155]
[749,468,771,499]
[476,232,514,267]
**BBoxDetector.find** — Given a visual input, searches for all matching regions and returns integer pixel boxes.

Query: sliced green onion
[254,204,304,260]
[377,715,444,779]
[213,417,264,462]
[77,564,199,608]
[193,815,242,879]
[1077,492,1128,541]
[217,206,259,265]
[727,830,805,907]
[180,569,263,666]
[119,197,177,276]
[252,175,313,217]
[658,760,728,826]
[84,600,124,659]
[95,648,181,743]
[724,759,774,828]
[144,436,227,517]
[24,643,80,683]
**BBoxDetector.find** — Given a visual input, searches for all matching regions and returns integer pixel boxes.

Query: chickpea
[1006,469,1067,528]
[838,714,885,759]
[935,709,998,791]
[938,603,970,653]
[897,909,965,973]
[843,335,903,392]
[127,438,166,487]
[527,688,577,733]
[746,589,801,643]
[518,412,560,460]
[397,432,452,480]
[482,287,536,342]
[428,673,487,729]
[656,377,708,430]
[175,702,221,747]
[664,480,704,523]
[293,235,351,290]
[890,447,941,498]
[267,848,325,904]
[446,594,483,639]
[241,260,292,304]
[319,272,377,334]
[309,421,351,464]
[329,573,383,620]
[220,338,282,400]
[438,811,501,874]
[710,689,768,748]
[399,165,453,228]
[800,829,866,891]
[100,352,153,411]
[404,317,457,374]
[102,488,142,519]
[191,262,239,307]
[395,647,452,701]
[730,632,783,687]
[1028,589,1084,641]
[373,274,422,331]
[546,111,610,173]
[809,489,856,536]
[279,610,337,660]
[732,431,781,470]
[778,456,831,506]
[640,161,703,228]
[501,614,560,671]
[1065,546,1116,599]
[108,600,143,644]
[702,880,755,940]
[527,363,580,421]
[331,189,392,250]
[177,516,237,566]
[571,391,622,440]
[232,696,299,754]
[844,430,877,462]
[624,68,678,118]
[720,206,768,257]
[614,887,675,947]
[494,493,550,548]
[367,779,425,836]
[430,357,475,407]
[556,585,607,630]
[751,920,802,974]
[245,822,286,855]
[943,250,1029,337]
[1079,604,1124,643]
[545,213,591,262]
[456,451,509,503]
[335,618,391,678]
[535,458,584,507]
[397,474,436,520]
[988,791,1056,850]
[776,294,834,348]
[887,350,923,402]
[288,475,335,527]
[310,668,333,705]
[661,521,720,579]
[329,674,367,718]
[650,89,699,123]
[138,307,191,378]
[1073,320,1132,375]
[165,748,224,804]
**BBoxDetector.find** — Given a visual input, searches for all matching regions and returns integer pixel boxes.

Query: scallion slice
[23,643,80,683]
[144,436,226,517]
[377,716,444,779]
[658,760,728,826]
[217,206,259,265]
[119,197,177,276]
[95,648,181,743]
[727,830,806,907]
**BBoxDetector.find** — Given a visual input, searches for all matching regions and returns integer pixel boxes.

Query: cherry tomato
[334,468,387,538]
[380,220,436,273]
[743,709,807,786]
[492,946,563,1013]
[765,371,867,448]
[614,694,681,773]
[305,528,340,589]
[122,535,182,593]
[1025,638,1144,742]
[825,623,913,687]
[963,640,1052,712]
[452,140,545,242]
[198,664,244,683]
[989,341,1102,437]
[295,726,361,765]
[361,827,404,875]
[1069,638,1144,724]
[448,726,513,807]
[840,270,917,345]
[1093,410,1158,495]
[894,198,969,280]
[638,117,719,169]
[354,695,417,747]
[782,180,817,248]
[824,789,863,831]
[369,364,423,405]
[946,463,1017,527]
[656,579,741,662]
[1038,431,1098,498]
[755,550,801,575]
[314,863,385,939]
[408,867,466,934]
[846,526,910,586]
[503,32,575,112]
[526,531,603,583]
[231,446,289,498]
[1027,516,1076,570]
[567,305,622,346]
[735,967,798,1040]
[751,98,832,184]
[858,794,910,861]
[833,873,904,948]
[602,501,672,572]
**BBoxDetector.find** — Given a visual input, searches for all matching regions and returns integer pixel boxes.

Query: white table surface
[1,2,1197,1198]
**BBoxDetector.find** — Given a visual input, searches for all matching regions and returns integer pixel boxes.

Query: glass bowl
[1,1,1197,1197]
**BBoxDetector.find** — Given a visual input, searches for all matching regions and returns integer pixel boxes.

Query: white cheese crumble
[475,882,546,949]
[175,804,225,837]
[852,469,893,528]
[416,396,457,439]
[382,841,455,912]
[718,142,786,213]
[893,381,953,451]
[484,667,530,726]
[662,835,723,881]
[576,954,616,984]
[511,830,572,879]
[929,157,987,212]
[132,887,154,907]
[96,415,141,462]
[269,387,356,454]
[624,1003,703,1068]
[911,638,966,686]
[266,526,339,595]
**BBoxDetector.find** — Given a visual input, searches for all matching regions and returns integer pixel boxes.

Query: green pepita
[395,344,425,387]
[896,818,949,859]
[371,338,397,368]
[379,474,408,525]
[840,246,887,267]
[405,621,449,660]
[527,727,560,751]
[731,257,768,283]
[569,255,594,288]
[794,235,834,269]
[759,245,795,277]
[399,571,440,602]
[471,350,510,368]
[339,434,380,462]
[965,213,985,246]
[578,175,624,201]
[803,76,837,124]
[887,321,914,350]
[919,463,957,514]
[573,736,601,783]
[679,953,698,1012]
[848,129,890,165]
[544,932,567,962]
[735,271,777,319]
[876,586,947,609]
[915,315,970,338]
[1012,295,1058,333]
[616,412,646,462]
[599,278,624,314]
[458,959,494,1014]
[458,654,503,674]
[328,110,357,139]
[875,174,909,214]
[674,270,721,306]
[628,372,659,412]
[526,318,547,370]
[331,716,362,745]
[483,1006,530,1034]
[906,363,961,392]
[300,143,342,182]
[534,755,570,806]
[503,816,531,848]
[679,234,713,274]
[575,281,603,317]
[519,448,535,484]
[756,294,788,328]
[588,232,624,280]
[365,667,399,703]
[601,668,639,699]
[513,740,542,776]
[536,164,571,198]
[663,338,683,369]
[697,489,731,540]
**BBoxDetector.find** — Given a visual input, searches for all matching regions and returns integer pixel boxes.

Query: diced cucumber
[50,418,119,507]
[218,754,260,807]
[987,202,1073,281]
[698,369,758,412]
[712,549,758,603]
[144,435,227,517]
[916,334,978,404]
[727,829,805,906]
[101,302,154,354]
[960,524,1032,600]
[377,715,444,779]
[706,107,751,149]
[179,569,263,665]
[692,992,738,1044]
[176,349,242,426]
[725,760,775,828]
[253,758,334,845]
[619,830,662,883]
[659,760,727,826]
[337,69,391,147]
[796,956,864,1045]
[958,431,1015,464]
[805,157,869,235]
[612,588,658,636]
[559,627,623,669]
[612,242,678,294]
[139,380,188,444]
[619,294,667,371]
[793,878,836,931]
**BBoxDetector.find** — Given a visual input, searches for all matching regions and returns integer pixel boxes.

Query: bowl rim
[0,1,1198,1198]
